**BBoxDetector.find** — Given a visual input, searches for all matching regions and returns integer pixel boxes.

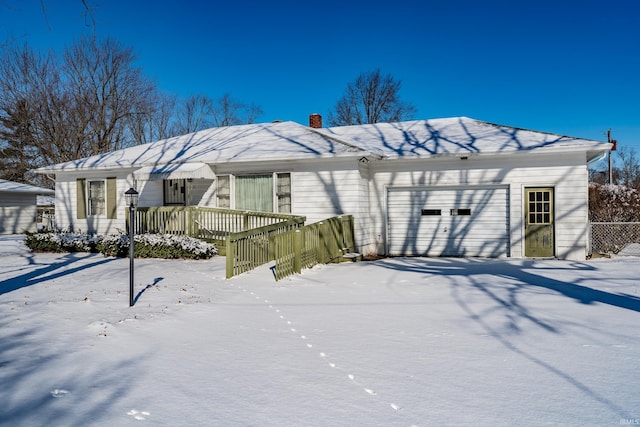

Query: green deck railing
[272,215,356,281]
[129,206,303,235]
[127,206,305,254]
[125,207,355,281]
[225,217,306,278]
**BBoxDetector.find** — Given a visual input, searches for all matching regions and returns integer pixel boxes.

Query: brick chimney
[309,113,322,128]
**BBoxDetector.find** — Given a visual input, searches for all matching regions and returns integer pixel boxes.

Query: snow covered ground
[1,234,639,427]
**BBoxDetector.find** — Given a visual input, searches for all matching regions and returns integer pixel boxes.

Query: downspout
[587,151,607,167]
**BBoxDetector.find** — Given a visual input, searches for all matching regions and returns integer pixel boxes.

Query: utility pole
[607,130,617,185]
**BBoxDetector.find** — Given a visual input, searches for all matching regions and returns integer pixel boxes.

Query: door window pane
[528,190,552,224]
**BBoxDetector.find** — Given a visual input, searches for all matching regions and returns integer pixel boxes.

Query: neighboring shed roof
[35,121,366,173]
[0,179,54,195]
[34,117,610,174]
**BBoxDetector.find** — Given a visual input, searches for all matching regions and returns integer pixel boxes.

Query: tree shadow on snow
[377,257,640,315]
[372,257,638,418]
[0,252,116,296]
[0,318,150,427]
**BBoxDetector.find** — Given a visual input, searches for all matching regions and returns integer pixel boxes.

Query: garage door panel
[388,187,509,257]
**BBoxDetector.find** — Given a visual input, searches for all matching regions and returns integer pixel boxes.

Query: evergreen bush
[25,232,217,259]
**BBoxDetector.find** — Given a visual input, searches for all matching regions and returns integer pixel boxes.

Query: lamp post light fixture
[125,187,139,307]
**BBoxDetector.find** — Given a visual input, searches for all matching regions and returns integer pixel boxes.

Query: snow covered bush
[97,233,217,259]
[25,232,217,259]
[25,232,99,253]
[589,183,640,222]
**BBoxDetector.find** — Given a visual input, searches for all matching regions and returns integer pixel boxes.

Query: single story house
[0,179,55,234]
[35,116,611,260]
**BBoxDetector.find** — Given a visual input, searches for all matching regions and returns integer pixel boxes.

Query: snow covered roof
[36,121,366,173]
[319,117,610,160]
[0,179,55,194]
[37,195,55,206]
[35,117,610,174]
[132,163,216,180]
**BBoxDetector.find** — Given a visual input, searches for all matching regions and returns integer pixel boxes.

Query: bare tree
[211,93,263,127]
[172,94,215,135]
[171,93,264,134]
[127,91,177,144]
[0,36,159,184]
[327,68,417,126]
[615,146,640,188]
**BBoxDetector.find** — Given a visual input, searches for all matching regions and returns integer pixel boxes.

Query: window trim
[218,172,292,213]
[87,179,106,217]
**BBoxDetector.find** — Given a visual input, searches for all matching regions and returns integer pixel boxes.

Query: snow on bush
[25,232,99,253]
[26,232,217,260]
[98,233,217,259]
[589,183,640,222]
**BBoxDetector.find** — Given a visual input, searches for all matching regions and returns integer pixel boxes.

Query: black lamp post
[125,187,139,307]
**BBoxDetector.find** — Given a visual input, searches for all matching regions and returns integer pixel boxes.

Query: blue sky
[1,0,638,154]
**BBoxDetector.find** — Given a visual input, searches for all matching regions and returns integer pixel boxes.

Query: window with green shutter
[87,180,106,215]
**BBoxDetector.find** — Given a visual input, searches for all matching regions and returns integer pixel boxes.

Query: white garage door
[387,186,509,257]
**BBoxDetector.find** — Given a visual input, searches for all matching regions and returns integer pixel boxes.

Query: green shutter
[106,177,117,219]
[76,178,87,219]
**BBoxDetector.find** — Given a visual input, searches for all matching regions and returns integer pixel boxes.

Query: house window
[164,179,186,206]
[216,175,230,208]
[276,173,291,213]
[87,180,105,216]
[236,175,274,212]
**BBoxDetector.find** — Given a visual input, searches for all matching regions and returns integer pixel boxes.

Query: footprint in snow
[127,409,150,420]
[50,389,70,398]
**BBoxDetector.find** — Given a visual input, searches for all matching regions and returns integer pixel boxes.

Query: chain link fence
[590,222,640,255]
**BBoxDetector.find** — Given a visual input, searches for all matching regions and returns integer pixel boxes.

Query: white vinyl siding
[48,148,592,261]
[0,193,38,234]
[371,152,590,260]
[56,172,135,235]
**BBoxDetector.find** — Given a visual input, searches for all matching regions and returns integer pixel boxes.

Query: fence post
[268,232,276,261]
[226,237,234,279]
[316,222,325,263]
[293,229,302,274]
[243,211,250,231]
[342,215,355,251]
